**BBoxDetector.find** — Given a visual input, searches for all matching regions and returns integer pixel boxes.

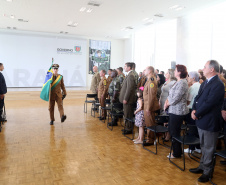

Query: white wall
[0,30,126,88]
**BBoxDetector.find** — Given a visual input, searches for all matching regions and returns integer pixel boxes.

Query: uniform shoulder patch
[103,80,107,86]
[150,83,154,88]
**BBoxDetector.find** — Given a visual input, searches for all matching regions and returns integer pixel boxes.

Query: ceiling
[0,0,226,39]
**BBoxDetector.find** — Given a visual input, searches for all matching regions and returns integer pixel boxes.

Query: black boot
[61,115,67,122]
[50,121,54,125]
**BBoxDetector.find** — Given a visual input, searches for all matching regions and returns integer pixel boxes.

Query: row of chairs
[84,93,226,182]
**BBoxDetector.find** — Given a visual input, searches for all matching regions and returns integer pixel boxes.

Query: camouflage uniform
[118,74,124,87]
[108,77,121,124]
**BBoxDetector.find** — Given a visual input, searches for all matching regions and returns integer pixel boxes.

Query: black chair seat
[87,94,97,98]
[101,106,111,110]
[155,115,169,123]
[147,125,168,133]
[173,135,200,146]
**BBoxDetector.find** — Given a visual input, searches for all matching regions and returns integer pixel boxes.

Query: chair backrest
[185,124,198,136]
[86,94,97,98]
[112,103,123,110]
[155,115,169,124]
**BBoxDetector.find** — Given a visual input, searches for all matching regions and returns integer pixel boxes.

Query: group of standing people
[90,59,226,183]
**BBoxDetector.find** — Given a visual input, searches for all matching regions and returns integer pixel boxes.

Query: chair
[91,102,100,117]
[123,117,135,140]
[107,103,123,131]
[169,124,200,171]
[211,149,226,184]
[84,94,97,113]
[100,99,111,123]
[143,115,169,155]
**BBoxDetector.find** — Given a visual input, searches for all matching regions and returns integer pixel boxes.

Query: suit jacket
[0,72,7,95]
[90,72,101,93]
[143,76,160,112]
[50,74,66,99]
[193,75,225,132]
[119,71,136,104]
[219,75,226,98]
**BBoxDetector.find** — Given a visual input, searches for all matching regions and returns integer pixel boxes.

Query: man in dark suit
[189,60,225,183]
[119,62,136,134]
[0,63,7,122]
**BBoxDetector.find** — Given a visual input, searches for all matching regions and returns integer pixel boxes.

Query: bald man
[90,66,101,94]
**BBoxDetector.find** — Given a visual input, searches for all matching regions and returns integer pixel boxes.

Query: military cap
[52,64,59,69]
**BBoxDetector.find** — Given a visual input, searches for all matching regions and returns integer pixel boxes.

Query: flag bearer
[49,64,67,125]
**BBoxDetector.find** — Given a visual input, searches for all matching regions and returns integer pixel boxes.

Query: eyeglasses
[53,68,58,70]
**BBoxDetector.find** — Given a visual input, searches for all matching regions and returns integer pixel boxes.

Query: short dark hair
[112,69,118,76]
[125,62,133,70]
[157,74,166,86]
[108,69,113,72]
[0,63,3,66]
[156,69,159,72]
[209,60,219,73]
[117,67,123,72]
[176,64,188,79]
[102,70,106,74]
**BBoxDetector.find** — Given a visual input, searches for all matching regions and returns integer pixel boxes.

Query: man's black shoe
[220,160,226,165]
[198,174,210,183]
[108,122,118,126]
[50,121,54,125]
[99,117,106,120]
[189,167,203,174]
[61,115,67,122]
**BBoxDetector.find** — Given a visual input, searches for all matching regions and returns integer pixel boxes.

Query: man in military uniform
[98,70,108,120]
[119,63,136,134]
[90,66,101,94]
[108,70,121,126]
[0,63,7,122]
[143,66,160,145]
[49,64,67,125]
[117,67,125,87]
[137,69,147,89]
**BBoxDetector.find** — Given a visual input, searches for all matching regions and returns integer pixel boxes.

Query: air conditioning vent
[125,26,133,30]
[18,19,29,22]
[88,1,101,7]
[154,14,163,18]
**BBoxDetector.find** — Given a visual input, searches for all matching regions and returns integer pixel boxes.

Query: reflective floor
[0,90,225,185]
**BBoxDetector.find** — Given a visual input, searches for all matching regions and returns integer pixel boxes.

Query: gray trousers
[198,128,219,176]
[123,104,134,131]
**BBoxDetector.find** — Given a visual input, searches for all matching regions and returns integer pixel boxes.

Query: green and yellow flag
[40,59,53,101]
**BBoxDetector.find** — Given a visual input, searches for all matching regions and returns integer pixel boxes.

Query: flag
[40,61,53,101]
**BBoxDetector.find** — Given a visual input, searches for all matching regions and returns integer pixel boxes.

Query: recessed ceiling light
[142,18,150,22]
[175,7,185,11]
[10,15,15,19]
[68,21,73,25]
[80,7,86,12]
[169,5,179,9]
[169,5,185,11]
[87,8,93,13]
[6,0,13,2]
